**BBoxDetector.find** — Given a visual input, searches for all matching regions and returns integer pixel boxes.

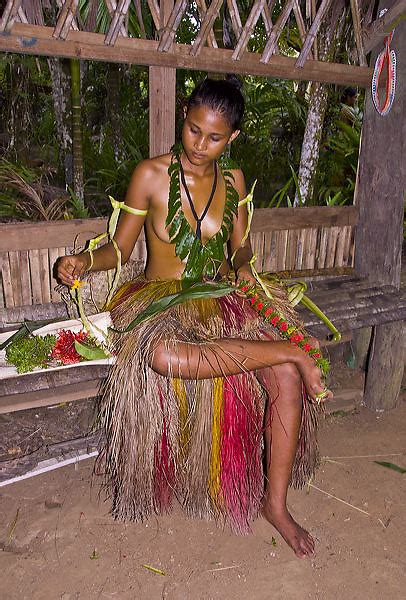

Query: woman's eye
[190,127,199,134]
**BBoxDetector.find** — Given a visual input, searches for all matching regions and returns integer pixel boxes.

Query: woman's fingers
[56,256,86,286]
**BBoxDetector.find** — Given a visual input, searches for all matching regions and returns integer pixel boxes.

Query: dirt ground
[0,362,405,600]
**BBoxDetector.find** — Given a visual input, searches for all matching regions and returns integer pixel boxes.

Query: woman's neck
[180,149,216,178]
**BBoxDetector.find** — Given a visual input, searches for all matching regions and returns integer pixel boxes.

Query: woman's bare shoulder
[227,167,246,199]
[125,153,172,208]
[131,153,172,182]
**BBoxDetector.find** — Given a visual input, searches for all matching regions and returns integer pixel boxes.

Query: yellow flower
[71,279,86,290]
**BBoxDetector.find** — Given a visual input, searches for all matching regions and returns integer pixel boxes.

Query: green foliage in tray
[5,334,57,374]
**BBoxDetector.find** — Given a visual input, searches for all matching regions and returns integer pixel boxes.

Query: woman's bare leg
[151,337,328,400]
[258,365,315,558]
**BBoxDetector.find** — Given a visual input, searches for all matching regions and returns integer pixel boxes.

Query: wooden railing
[0,206,358,311]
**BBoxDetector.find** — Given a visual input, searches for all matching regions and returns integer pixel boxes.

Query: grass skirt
[99,276,320,534]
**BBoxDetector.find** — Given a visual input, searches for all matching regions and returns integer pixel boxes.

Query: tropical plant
[0,159,66,221]
[315,117,361,206]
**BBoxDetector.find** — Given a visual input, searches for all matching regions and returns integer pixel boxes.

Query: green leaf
[374,461,406,474]
[168,212,183,238]
[74,340,110,361]
[175,225,195,261]
[111,282,235,333]
[165,198,181,228]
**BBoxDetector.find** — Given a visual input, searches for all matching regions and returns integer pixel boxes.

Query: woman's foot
[262,503,315,558]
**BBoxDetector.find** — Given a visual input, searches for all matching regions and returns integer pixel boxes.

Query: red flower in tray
[51,330,89,365]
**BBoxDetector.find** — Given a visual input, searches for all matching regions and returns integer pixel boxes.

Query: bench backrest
[0,206,357,312]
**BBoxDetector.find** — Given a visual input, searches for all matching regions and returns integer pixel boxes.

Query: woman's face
[182,104,239,166]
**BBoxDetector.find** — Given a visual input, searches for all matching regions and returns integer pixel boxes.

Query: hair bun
[225,74,243,92]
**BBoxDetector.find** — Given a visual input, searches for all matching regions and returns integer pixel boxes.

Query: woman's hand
[56,253,90,286]
[235,264,256,289]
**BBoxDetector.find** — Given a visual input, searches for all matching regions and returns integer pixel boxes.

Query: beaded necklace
[166,145,239,283]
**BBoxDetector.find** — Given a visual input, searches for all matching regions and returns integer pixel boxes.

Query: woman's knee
[150,343,170,376]
[273,362,302,389]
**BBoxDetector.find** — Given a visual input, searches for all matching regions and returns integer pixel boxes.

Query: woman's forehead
[186,105,232,133]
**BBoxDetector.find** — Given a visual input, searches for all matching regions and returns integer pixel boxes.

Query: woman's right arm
[56,160,152,286]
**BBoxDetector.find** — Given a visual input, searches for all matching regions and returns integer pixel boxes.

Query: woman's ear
[183,106,187,119]
[229,129,240,144]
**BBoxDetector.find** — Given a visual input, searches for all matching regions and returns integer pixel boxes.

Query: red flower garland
[238,280,329,375]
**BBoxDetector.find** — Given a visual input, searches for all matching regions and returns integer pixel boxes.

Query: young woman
[57,78,331,558]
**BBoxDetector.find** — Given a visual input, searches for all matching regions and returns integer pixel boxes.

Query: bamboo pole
[350,0,367,66]
[53,0,78,39]
[191,0,222,56]
[105,0,131,45]
[0,0,22,33]
[261,0,295,64]
[296,0,334,67]
[157,0,188,52]
[232,0,265,61]
[226,0,242,37]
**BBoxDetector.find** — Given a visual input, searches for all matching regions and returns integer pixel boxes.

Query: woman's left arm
[228,169,256,287]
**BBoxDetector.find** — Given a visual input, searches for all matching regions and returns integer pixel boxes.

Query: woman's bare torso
[140,154,231,280]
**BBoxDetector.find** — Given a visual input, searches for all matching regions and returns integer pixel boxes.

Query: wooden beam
[0,218,108,252]
[363,0,406,53]
[350,0,367,66]
[149,0,175,157]
[0,0,22,33]
[296,0,333,68]
[232,0,265,61]
[190,0,222,56]
[354,13,404,287]
[104,0,131,45]
[0,23,373,87]
[0,379,103,414]
[251,205,358,232]
[355,0,405,411]
[261,0,295,63]
[363,321,405,410]
[0,207,358,254]
[157,0,188,52]
[149,66,176,156]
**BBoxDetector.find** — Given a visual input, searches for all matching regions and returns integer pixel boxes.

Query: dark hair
[341,87,357,101]
[186,77,245,131]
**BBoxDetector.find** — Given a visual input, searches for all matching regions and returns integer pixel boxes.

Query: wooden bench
[1,205,404,414]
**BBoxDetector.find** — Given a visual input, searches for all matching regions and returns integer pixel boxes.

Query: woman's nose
[195,136,207,151]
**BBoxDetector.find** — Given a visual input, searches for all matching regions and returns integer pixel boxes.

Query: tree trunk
[294,2,346,206]
[47,58,72,187]
[106,63,125,163]
[294,81,329,206]
[8,57,31,157]
[70,58,85,205]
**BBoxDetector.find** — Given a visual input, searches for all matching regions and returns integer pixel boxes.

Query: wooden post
[354,0,405,410]
[149,0,176,157]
